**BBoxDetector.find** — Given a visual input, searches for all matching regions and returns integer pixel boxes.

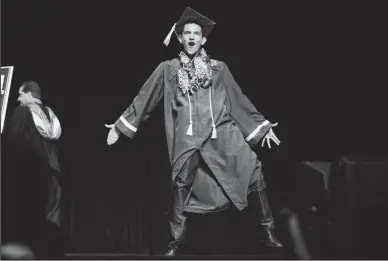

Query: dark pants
[168,151,275,247]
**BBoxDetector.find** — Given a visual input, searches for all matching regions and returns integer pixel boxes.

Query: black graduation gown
[1,105,61,239]
[115,59,273,212]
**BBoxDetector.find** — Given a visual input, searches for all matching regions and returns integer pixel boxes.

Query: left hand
[261,122,281,149]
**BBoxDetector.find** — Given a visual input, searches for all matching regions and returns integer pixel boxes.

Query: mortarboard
[163,7,216,46]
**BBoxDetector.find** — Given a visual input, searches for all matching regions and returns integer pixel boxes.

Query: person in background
[1,80,64,259]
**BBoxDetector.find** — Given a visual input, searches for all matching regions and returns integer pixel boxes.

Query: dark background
[2,0,387,255]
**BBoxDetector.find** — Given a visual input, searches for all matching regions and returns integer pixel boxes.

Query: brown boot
[249,189,283,248]
[165,152,201,256]
[263,228,283,248]
[164,240,184,256]
[164,179,192,256]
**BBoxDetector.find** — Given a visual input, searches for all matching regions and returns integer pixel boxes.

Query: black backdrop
[2,0,387,254]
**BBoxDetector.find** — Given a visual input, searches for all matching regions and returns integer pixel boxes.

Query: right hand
[261,122,280,149]
[105,124,121,145]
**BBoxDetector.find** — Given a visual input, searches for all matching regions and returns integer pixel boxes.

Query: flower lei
[178,48,212,95]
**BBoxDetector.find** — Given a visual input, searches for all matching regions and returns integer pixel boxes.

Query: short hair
[176,16,204,36]
[21,81,41,100]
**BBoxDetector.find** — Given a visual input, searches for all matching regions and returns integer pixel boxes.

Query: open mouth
[188,42,195,46]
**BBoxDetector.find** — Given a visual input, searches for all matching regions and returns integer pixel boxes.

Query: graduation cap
[163,7,216,46]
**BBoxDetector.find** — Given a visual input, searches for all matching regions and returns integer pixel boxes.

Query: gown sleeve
[114,62,165,139]
[222,62,272,147]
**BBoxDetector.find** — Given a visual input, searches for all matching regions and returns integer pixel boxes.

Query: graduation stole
[177,48,212,95]
[27,102,62,140]
[177,48,218,139]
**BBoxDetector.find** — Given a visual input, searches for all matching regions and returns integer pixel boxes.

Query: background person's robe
[2,105,62,226]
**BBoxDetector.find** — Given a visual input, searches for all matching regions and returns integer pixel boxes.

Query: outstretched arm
[106,62,165,145]
[222,62,280,148]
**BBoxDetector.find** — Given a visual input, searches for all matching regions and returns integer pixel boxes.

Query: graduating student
[106,7,283,256]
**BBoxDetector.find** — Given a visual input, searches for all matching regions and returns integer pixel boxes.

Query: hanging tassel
[211,125,217,139]
[186,92,193,136]
[209,87,217,140]
[187,121,193,136]
[163,23,177,46]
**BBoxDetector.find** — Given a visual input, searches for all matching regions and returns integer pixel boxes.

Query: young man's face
[17,86,31,106]
[179,23,207,56]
